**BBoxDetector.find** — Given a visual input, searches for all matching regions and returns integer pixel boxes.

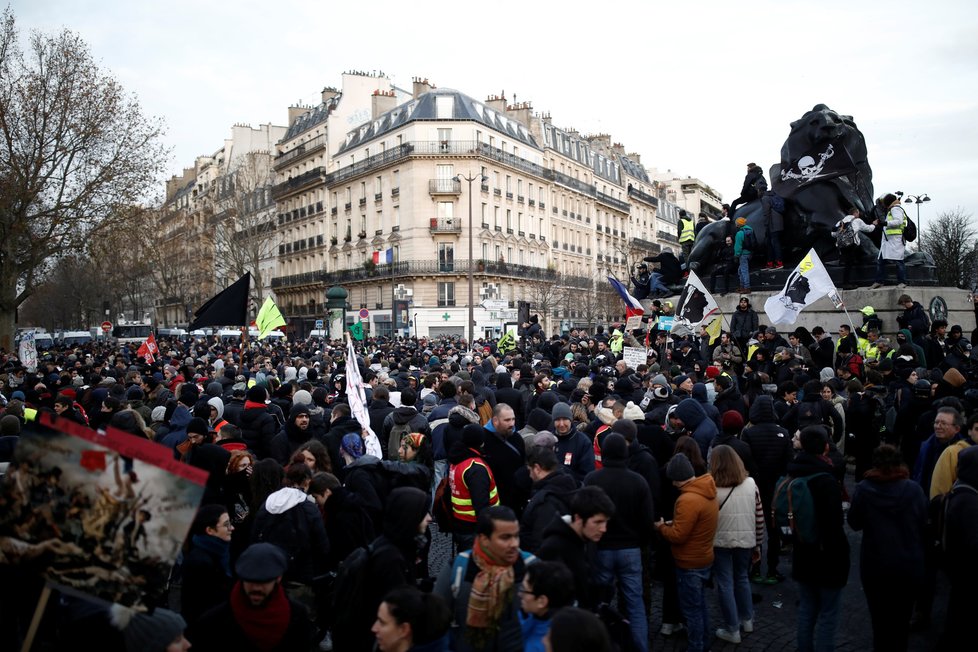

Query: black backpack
[928,481,978,568]
[837,220,859,250]
[903,216,918,242]
[742,226,758,251]
[769,192,786,214]
[328,541,378,626]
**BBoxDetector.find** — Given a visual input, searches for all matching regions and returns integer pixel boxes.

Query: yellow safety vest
[679,218,696,243]
[884,210,907,237]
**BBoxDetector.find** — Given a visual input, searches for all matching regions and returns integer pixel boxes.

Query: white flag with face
[673,270,720,330]
[764,249,842,326]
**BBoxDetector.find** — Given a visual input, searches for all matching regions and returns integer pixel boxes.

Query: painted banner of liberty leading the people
[0,412,206,610]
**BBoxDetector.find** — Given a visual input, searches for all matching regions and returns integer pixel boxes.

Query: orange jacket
[658,473,719,569]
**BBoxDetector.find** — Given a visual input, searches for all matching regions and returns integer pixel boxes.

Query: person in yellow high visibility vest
[677,210,696,265]
[871,193,908,289]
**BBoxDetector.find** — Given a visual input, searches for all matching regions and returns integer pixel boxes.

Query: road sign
[481,299,508,311]
[315,319,324,329]
[101,321,112,333]
[359,308,369,319]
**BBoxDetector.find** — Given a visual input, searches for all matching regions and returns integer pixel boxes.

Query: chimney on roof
[321,86,339,103]
[587,133,612,150]
[287,105,308,126]
[372,89,397,119]
[412,77,433,99]
[628,152,641,165]
[485,92,507,114]
[505,101,533,128]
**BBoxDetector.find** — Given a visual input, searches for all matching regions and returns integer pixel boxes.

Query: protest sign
[622,346,650,370]
[0,412,206,610]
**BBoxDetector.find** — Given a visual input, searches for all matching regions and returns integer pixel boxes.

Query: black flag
[188,272,251,330]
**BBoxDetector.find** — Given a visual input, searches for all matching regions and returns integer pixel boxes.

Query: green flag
[256,297,286,339]
[350,320,364,341]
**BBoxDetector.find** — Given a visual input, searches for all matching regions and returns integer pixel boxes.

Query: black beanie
[601,433,628,462]
[247,386,267,403]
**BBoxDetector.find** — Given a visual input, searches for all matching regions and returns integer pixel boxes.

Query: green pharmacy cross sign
[442,313,451,321]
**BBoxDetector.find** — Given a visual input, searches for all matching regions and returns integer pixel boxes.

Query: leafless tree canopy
[0,9,167,348]
[920,208,978,288]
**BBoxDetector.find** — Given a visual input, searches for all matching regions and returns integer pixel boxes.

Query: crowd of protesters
[2,291,978,651]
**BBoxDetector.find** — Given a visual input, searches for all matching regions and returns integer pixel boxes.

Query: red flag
[80,450,107,472]
[137,332,158,363]
[372,250,380,264]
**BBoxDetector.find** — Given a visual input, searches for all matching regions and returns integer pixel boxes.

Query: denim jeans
[713,547,753,630]
[796,582,842,652]
[596,548,648,652]
[738,253,752,289]
[649,271,669,295]
[874,258,906,284]
[676,566,712,652]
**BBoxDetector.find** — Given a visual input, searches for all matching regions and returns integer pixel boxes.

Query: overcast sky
[13,0,978,228]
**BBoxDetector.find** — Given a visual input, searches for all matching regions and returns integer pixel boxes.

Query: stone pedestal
[710,285,973,337]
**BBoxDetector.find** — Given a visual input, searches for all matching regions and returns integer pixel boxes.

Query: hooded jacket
[848,467,927,584]
[268,405,314,465]
[250,486,330,584]
[675,398,719,460]
[741,396,793,493]
[239,401,279,460]
[657,473,719,568]
[160,404,193,454]
[691,383,722,431]
[584,435,654,550]
[520,470,577,553]
[536,515,599,609]
[786,452,849,588]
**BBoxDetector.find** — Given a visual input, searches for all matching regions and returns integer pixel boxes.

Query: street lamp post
[902,193,930,248]
[455,172,488,349]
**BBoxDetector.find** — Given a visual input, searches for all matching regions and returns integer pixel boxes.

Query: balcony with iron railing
[429,218,462,233]
[429,178,462,195]
[271,259,592,290]
[271,166,325,199]
[627,185,659,208]
[274,134,328,170]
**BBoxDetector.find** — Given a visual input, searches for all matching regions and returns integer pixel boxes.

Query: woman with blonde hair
[709,444,765,644]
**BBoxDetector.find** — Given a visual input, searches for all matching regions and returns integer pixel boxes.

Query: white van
[61,331,93,346]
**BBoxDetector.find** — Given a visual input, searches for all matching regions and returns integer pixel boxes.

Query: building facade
[156,123,286,326]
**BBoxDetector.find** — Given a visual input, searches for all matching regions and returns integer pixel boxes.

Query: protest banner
[622,346,650,370]
[0,412,206,611]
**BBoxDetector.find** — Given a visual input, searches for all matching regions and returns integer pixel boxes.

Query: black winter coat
[537,516,601,609]
[786,452,850,589]
[741,396,793,495]
[520,470,577,553]
[584,460,654,550]
[239,406,279,459]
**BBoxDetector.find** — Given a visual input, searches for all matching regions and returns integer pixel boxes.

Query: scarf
[244,400,268,411]
[465,537,515,646]
[863,466,910,483]
[229,581,291,651]
[191,533,231,577]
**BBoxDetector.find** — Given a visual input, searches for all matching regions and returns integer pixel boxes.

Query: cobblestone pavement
[429,502,948,651]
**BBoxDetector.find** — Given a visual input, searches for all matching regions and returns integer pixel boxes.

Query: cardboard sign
[625,315,643,331]
[622,346,651,370]
[0,413,206,609]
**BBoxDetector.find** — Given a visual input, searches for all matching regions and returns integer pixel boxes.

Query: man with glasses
[914,407,966,496]
[518,560,576,652]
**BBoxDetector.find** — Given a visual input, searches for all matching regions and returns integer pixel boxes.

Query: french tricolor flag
[607,276,644,318]
[372,248,393,264]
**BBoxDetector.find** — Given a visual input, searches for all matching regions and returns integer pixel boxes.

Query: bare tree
[212,152,278,304]
[0,10,167,348]
[920,208,978,288]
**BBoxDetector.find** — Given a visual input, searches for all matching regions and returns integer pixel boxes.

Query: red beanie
[705,366,720,380]
[721,410,745,433]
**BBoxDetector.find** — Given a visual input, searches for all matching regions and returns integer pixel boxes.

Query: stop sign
[101,321,112,333]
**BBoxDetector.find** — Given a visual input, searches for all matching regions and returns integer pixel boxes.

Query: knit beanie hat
[721,410,745,434]
[151,406,166,423]
[186,417,209,437]
[293,389,313,406]
[601,433,628,462]
[551,402,572,421]
[247,386,267,403]
[461,423,485,449]
[340,433,365,459]
[621,402,645,421]
[610,418,637,442]
[666,453,695,482]
[110,605,186,652]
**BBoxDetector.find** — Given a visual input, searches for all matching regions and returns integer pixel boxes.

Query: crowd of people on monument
[632,162,916,298]
[3,280,978,652]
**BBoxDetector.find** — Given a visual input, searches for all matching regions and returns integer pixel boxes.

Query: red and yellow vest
[449,454,499,522]
[592,424,612,469]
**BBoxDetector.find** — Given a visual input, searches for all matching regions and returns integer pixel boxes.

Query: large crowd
[2,291,978,652]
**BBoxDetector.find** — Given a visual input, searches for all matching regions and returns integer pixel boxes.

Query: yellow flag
[256,297,286,339]
[748,343,758,361]
[706,317,722,345]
